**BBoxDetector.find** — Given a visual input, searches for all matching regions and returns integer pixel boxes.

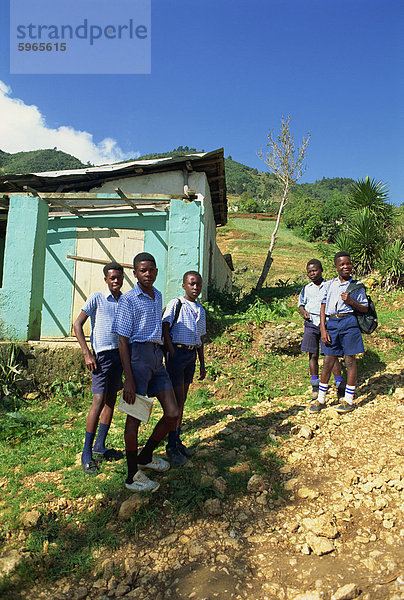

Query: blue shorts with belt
[323,313,364,357]
[129,342,173,397]
[91,348,123,395]
[301,321,325,355]
[166,344,197,387]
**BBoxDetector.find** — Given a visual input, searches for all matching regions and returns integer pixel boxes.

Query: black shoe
[336,401,355,414]
[93,448,124,461]
[309,400,325,414]
[177,440,195,457]
[82,459,98,475]
[166,445,187,467]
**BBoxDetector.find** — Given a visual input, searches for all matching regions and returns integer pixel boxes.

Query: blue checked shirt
[82,289,120,354]
[163,297,206,347]
[321,277,368,316]
[112,283,163,344]
[298,279,327,326]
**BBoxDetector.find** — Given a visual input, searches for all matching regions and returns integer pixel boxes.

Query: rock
[292,592,321,600]
[284,478,299,491]
[302,515,339,539]
[188,542,205,558]
[331,583,360,600]
[115,584,131,596]
[160,533,178,544]
[299,426,313,440]
[118,494,149,520]
[204,498,222,515]
[259,326,303,354]
[21,509,41,528]
[247,474,266,493]
[297,487,319,499]
[213,476,227,495]
[200,474,213,486]
[73,587,88,600]
[306,533,335,556]
[0,549,22,578]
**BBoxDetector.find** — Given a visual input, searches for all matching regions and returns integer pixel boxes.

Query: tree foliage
[0,149,85,174]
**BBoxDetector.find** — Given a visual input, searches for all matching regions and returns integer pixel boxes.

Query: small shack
[0,149,232,341]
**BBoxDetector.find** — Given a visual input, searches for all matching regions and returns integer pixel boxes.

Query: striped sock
[344,385,355,405]
[318,383,329,404]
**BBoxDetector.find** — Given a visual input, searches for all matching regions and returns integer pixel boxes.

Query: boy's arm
[118,335,137,404]
[298,305,310,320]
[197,338,206,380]
[73,311,97,371]
[320,303,331,345]
[340,292,368,313]
[162,321,175,358]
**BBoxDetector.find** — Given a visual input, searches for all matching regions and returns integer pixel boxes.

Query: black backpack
[346,281,378,334]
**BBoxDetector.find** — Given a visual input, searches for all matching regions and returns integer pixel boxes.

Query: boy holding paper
[113,252,178,493]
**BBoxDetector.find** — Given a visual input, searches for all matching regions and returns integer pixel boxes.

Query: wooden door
[71,227,144,336]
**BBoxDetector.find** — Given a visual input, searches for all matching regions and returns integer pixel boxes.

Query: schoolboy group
[74,250,367,493]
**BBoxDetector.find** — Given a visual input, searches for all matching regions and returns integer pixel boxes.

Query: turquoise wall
[0,195,49,340]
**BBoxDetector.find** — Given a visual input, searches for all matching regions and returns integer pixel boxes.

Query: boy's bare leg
[344,355,357,386]
[124,415,140,483]
[320,355,337,384]
[308,352,319,376]
[86,393,106,434]
[137,389,179,466]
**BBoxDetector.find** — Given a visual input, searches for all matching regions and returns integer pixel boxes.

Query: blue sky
[0,0,403,204]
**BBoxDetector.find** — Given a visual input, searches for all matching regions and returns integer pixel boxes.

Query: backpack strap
[169,298,182,332]
[346,280,366,295]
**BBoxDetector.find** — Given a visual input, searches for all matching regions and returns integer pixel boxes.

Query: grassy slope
[0,217,403,596]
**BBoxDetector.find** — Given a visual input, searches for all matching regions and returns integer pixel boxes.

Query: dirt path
[21,357,404,600]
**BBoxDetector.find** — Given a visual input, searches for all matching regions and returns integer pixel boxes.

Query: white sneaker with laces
[125,470,160,493]
[138,454,170,472]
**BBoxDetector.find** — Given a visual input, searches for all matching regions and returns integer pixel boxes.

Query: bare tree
[255,116,310,290]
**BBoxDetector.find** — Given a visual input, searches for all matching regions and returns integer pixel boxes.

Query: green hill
[0,149,86,175]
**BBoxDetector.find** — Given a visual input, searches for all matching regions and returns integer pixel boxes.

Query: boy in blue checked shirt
[113,252,179,493]
[162,271,206,464]
[299,259,344,400]
[74,262,125,475]
[310,251,368,415]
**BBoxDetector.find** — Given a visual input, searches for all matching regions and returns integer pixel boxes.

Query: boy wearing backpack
[162,271,206,464]
[310,251,368,415]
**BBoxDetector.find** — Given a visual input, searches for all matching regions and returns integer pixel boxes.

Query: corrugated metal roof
[0,149,227,225]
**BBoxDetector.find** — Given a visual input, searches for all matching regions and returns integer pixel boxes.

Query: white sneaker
[138,454,170,472]
[125,470,160,493]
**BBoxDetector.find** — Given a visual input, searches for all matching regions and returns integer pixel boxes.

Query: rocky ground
[7,354,403,600]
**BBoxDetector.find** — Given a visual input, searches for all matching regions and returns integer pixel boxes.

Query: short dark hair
[183,270,202,283]
[133,252,156,269]
[103,262,123,277]
[306,259,322,271]
[334,251,351,265]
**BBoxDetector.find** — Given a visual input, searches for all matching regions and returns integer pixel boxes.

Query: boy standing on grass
[113,252,179,493]
[299,259,344,400]
[310,251,368,414]
[74,262,125,475]
[162,271,206,464]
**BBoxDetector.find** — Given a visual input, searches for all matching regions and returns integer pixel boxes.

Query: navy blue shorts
[91,348,123,395]
[129,342,173,397]
[166,345,197,387]
[323,314,364,357]
[300,321,325,355]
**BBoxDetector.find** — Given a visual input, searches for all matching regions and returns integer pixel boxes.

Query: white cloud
[0,81,138,165]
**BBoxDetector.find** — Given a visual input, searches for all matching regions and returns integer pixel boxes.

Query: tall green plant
[347,177,393,224]
[377,240,404,290]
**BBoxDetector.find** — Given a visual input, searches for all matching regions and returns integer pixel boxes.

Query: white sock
[317,383,329,404]
[344,385,355,404]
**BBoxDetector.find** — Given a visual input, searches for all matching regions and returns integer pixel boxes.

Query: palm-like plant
[347,177,393,225]
[377,240,404,290]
